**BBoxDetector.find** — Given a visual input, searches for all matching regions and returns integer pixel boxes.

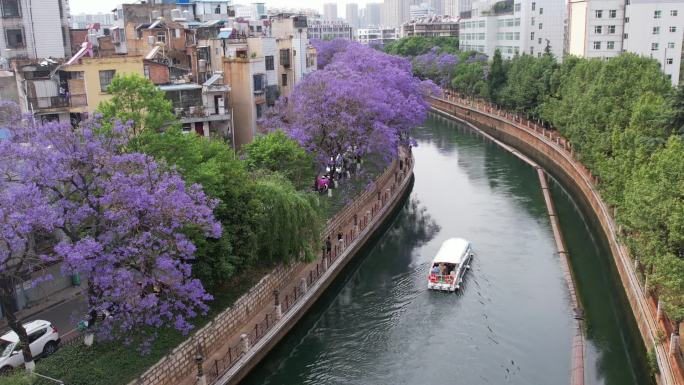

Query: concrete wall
[430,95,680,385]
[224,59,255,148]
[0,73,19,103]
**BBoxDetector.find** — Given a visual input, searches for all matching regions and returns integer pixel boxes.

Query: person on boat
[431,264,440,275]
[439,263,448,276]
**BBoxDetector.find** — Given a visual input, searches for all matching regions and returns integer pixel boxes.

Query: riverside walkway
[127,149,414,385]
[432,90,682,385]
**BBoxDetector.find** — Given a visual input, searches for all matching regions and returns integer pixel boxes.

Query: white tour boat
[427,238,473,292]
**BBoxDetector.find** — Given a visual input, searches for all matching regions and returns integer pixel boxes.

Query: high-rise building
[0,0,71,60]
[402,15,459,37]
[346,3,360,28]
[324,3,339,20]
[569,0,684,85]
[444,0,459,17]
[459,0,565,60]
[365,3,384,27]
[410,2,436,20]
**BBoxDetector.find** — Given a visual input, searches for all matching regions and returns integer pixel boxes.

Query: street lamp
[195,350,206,385]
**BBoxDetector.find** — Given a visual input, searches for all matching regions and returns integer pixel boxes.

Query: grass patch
[32,266,272,385]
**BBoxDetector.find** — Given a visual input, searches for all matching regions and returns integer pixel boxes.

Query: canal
[241,115,652,385]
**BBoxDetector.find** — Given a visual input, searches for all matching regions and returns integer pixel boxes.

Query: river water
[241,115,652,385]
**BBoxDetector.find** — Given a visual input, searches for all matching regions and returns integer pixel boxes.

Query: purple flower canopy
[0,110,220,347]
[266,39,438,167]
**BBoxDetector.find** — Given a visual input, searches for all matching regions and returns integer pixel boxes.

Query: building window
[594,25,603,34]
[624,33,628,39]
[214,5,221,14]
[530,46,534,55]
[531,2,535,10]
[265,55,274,71]
[625,17,629,23]
[530,32,535,40]
[593,41,602,50]
[253,74,265,93]
[514,3,520,11]
[654,10,661,19]
[156,31,166,44]
[174,29,181,39]
[669,26,677,33]
[608,25,615,34]
[595,10,603,18]
[538,23,543,30]
[531,17,535,26]
[653,26,660,34]
[607,41,615,49]
[539,7,543,14]
[1,0,21,18]
[651,42,659,50]
[666,58,674,65]
[538,37,542,44]
[5,28,23,48]
[281,73,288,86]
[144,65,150,79]
[256,103,264,119]
[99,70,116,92]
[668,42,675,49]
[609,9,617,18]
[279,49,291,68]
[671,10,678,17]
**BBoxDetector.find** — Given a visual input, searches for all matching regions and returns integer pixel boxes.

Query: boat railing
[428,274,456,284]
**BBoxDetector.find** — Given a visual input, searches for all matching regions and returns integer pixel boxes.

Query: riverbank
[430,92,681,385]
[119,149,415,385]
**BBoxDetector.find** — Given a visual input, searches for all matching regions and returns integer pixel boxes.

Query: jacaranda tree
[1,107,220,356]
[264,40,436,169]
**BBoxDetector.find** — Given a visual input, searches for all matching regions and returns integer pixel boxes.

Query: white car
[0,320,60,373]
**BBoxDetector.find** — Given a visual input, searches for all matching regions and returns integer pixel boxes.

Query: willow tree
[253,174,322,264]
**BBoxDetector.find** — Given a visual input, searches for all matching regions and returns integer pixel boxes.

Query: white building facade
[567,0,625,59]
[356,27,399,45]
[459,0,565,59]
[568,0,684,85]
[0,0,71,60]
[307,20,354,40]
[623,0,684,85]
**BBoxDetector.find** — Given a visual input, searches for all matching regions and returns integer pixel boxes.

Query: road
[22,295,87,342]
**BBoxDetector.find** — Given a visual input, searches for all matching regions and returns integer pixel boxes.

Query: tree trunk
[0,278,34,371]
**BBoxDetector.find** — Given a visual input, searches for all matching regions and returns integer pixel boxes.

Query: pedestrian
[337,232,344,250]
[325,236,332,257]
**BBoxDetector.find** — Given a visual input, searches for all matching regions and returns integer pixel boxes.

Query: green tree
[487,49,507,104]
[132,129,260,288]
[451,62,487,97]
[385,36,459,56]
[669,84,684,137]
[253,174,322,264]
[97,73,176,136]
[242,131,316,190]
[500,53,557,116]
[132,129,322,288]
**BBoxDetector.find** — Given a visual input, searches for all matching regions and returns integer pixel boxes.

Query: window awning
[158,84,203,92]
[217,28,233,39]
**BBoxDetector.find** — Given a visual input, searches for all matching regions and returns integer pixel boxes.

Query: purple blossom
[264,40,437,169]
[0,106,220,348]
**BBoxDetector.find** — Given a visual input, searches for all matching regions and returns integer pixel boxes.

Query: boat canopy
[433,238,470,265]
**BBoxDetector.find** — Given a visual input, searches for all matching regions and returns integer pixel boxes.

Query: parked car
[0,320,60,374]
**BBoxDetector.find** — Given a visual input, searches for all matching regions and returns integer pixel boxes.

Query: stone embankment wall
[430,92,682,385]
[128,149,414,385]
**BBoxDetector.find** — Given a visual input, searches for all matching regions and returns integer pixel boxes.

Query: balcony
[27,94,88,111]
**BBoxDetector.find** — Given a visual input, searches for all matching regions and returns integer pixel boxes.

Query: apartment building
[459,0,565,59]
[0,0,71,60]
[307,20,354,40]
[357,27,399,45]
[624,0,684,85]
[567,0,626,58]
[402,15,460,37]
